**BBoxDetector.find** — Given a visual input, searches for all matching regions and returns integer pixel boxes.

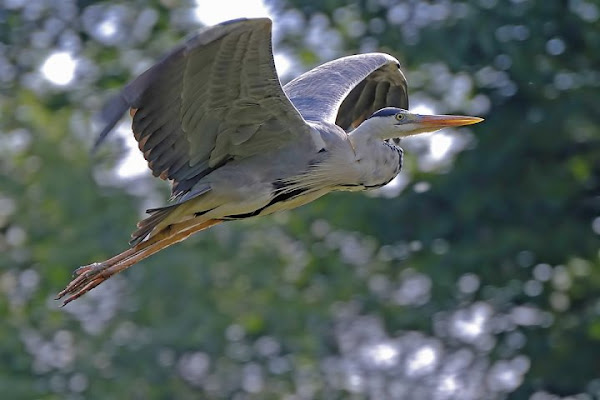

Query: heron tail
[130,205,177,246]
[130,185,214,246]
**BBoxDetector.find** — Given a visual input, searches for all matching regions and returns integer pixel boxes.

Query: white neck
[348,118,395,142]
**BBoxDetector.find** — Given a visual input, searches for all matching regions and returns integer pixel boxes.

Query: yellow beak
[416,114,484,128]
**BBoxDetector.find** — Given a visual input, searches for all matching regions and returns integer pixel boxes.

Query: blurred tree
[275,0,600,397]
[0,0,599,399]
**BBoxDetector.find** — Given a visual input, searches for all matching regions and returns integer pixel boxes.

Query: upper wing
[283,53,409,131]
[96,18,308,197]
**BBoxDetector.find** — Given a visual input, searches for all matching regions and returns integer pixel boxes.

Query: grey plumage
[98,18,411,245]
[57,17,482,305]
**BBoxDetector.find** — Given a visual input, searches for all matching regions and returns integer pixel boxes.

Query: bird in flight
[57,18,483,305]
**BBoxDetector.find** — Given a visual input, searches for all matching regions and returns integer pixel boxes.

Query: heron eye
[395,113,404,121]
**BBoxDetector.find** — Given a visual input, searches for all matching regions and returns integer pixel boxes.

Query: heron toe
[57,262,114,306]
[72,262,103,277]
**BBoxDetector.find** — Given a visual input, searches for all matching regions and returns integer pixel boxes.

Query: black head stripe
[369,107,405,119]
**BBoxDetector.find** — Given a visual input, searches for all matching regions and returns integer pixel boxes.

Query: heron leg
[57,218,223,306]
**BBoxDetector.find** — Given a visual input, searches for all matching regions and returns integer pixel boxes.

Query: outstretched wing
[96,18,309,197]
[283,53,409,131]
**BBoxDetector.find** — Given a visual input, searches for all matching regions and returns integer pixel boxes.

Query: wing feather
[95,20,409,199]
[283,53,409,132]
[95,18,309,197]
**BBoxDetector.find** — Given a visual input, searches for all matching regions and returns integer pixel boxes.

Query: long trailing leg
[57,218,223,306]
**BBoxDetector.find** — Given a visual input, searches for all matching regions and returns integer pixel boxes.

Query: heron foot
[57,219,224,305]
[56,262,112,306]
[72,263,100,277]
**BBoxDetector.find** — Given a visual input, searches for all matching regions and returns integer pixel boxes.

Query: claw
[56,262,109,304]
[57,218,225,305]
[60,276,106,306]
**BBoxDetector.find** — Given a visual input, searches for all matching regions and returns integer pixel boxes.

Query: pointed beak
[416,114,484,128]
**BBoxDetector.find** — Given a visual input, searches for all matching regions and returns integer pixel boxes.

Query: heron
[57,18,483,305]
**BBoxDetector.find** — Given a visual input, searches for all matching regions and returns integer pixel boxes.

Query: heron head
[363,107,483,140]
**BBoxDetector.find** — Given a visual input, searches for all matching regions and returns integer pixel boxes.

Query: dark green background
[1,0,599,398]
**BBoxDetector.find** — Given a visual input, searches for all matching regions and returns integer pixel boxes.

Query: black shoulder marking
[223,182,309,220]
[195,207,216,217]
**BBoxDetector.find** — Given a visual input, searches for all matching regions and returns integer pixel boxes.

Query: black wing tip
[91,124,113,154]
[91,93,130,154]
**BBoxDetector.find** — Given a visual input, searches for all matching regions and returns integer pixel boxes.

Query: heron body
[149,119,402,233]
[58,18,482,304]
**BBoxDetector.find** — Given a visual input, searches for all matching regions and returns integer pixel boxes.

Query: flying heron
[57,18,483,305]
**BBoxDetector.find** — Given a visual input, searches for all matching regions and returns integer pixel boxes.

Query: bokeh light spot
[406,345,438,377]
[40,52,77,86]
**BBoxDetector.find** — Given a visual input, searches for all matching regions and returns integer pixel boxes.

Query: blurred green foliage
[1,0,599,399]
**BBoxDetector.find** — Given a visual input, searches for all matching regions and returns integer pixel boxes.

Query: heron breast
[357,142,402,189]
